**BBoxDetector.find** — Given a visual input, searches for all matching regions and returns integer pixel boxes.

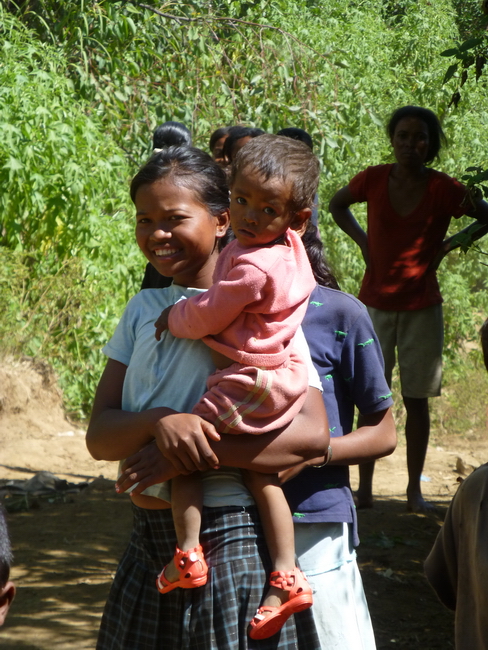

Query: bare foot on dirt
[406,490,437,514]
[354,489,374,509]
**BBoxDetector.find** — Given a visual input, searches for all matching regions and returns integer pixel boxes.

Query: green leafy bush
[0,10,142,416]
[2,0,488,416]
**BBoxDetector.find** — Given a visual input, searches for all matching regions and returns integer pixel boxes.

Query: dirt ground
[1,357,487,649]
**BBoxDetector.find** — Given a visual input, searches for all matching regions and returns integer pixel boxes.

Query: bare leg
[164,473,203,583]
[403,396,434,513]
[356,461,375,509]
[242,469,297,610]
[355,414,375,509]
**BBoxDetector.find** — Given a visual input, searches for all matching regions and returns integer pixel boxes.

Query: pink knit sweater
[168,229,315,367]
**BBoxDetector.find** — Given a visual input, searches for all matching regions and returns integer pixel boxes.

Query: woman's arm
[215,387,329,471]
[86,359,156,461]
[86,358,220,470]
[331,408,396,465]
[432,198,488,270]
[328,186,369,266]
[116,387,329,494]
[280,407,396,482]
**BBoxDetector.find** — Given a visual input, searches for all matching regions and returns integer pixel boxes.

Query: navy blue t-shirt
[282,285,394,546]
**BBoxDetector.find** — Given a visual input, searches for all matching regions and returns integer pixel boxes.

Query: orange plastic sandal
[156,544,208,595]
[248,568,313,640]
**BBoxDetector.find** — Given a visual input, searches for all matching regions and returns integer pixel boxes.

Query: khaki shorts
[367,304,443,399]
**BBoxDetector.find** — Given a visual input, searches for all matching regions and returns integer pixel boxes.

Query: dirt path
[1,358,486,648]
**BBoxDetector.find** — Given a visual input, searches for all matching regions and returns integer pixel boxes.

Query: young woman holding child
[108,139,397,650]
[86,143,328,649]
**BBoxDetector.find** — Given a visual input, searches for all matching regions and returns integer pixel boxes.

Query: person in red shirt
[329,105,488,512]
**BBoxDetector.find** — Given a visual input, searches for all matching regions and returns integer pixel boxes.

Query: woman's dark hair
[302,221,340,289]
[276,127,313,152]
[209,126,230,154]
[130,146,231,250]
[222,125,265,164]
[387,106,446,164]
[152,121,192,150]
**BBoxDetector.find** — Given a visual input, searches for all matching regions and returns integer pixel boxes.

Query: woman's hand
[116,441,178,494]
[152,413,221,474]
[360,241,370,269]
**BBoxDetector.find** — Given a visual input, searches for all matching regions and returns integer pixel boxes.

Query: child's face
[230,168,301,247]
[135,177,228,289]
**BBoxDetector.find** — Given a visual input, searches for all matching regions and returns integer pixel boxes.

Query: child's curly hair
[229,133,320,215]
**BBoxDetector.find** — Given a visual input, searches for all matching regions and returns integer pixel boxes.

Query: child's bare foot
[256,585,290,612]
[156,545,208,594]
[162,559,180,584]
[353,488,374,509]
[248,569,312,640]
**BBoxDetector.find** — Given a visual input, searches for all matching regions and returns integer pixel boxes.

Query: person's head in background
[387,106,446,166]
[209,127,230,166]
[276,127,313,152]
[222,125,265,166]
[0,506,15,626]
[480,318,488,372]
[152,121,192,153]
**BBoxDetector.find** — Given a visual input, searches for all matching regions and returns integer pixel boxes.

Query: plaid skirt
[97,504,320,650]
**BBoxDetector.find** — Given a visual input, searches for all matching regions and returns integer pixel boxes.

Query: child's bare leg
[164,472,203,583]
[242,469,297,609]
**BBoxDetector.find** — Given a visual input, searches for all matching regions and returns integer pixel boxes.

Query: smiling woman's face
[134,177,228,289]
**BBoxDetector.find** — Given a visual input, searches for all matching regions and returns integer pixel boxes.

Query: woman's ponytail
[302,222,340,290]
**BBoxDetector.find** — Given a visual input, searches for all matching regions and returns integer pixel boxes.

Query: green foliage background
[1,0,488,417]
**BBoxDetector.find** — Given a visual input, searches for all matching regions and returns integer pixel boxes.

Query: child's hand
[155,306,173,341]
[152,413,221,473]
[116,441,177,494]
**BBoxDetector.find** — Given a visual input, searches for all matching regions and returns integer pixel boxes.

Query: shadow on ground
[357,497,454,650]
[2,479,132,650]
[2,485,454,649]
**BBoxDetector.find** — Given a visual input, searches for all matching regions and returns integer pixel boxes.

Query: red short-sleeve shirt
[349,164,468,311]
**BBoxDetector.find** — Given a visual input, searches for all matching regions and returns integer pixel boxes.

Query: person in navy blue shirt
[282,222,396,650]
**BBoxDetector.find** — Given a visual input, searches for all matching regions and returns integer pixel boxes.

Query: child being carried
[154,133,323,641]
